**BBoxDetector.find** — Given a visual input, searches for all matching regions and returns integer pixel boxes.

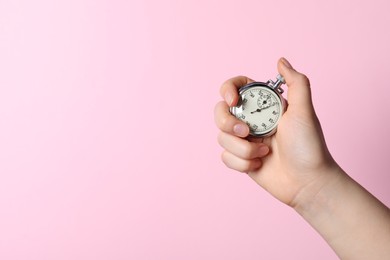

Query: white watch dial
[234,86,283,136]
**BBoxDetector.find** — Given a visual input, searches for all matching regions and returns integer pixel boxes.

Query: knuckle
[218,115,229,130]
[217,132,225,147]
[214,101,224,114]
[214,102,227,129]
[220,75,246,95]
[220,151,231,168]
[221,151,248,173]
[220,77,235,96]
[220,151,227,164]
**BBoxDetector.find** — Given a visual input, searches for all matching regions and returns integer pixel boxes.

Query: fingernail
[233,124,248,136]
[281,57,293,69]
[225,92,234,106]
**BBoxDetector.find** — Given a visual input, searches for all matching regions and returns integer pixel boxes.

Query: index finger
[220,76,254,107]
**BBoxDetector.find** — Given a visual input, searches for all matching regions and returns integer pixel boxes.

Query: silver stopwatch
[230,74,286,137]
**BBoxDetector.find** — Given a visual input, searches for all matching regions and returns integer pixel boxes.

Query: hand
[215,58,338,206]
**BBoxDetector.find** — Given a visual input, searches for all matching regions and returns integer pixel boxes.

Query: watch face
[232,85,284,137]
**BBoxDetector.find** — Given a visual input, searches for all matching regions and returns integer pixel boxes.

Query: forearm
[294,166,390,260]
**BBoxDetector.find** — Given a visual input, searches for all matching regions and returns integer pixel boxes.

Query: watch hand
[251,108,262,114]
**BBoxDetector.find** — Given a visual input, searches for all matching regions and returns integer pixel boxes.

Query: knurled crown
[270,74,285,94]
[276,74,285,84]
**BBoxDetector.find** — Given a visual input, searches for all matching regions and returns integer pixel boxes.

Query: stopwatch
[230,74,286,137]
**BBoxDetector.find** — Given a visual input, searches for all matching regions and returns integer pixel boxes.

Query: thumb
[277,58,314,111]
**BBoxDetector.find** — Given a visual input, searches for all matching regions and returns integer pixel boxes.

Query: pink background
[1,0,389,259]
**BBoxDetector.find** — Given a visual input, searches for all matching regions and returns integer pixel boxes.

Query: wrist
[291,163,346,215]
[291,163,390,259]
[291,164,349,256]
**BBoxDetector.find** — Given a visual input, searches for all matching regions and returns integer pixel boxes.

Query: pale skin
[215,58,390,259]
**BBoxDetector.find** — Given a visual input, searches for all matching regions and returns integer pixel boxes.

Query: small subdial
[257,92,272,109]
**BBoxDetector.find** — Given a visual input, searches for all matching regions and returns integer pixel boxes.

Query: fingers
[218,131,270,173]
[215,75,255,137]
[219,76,254,106]
[218,132,269,159]
[216,76,269,173]
[277,58,313,110]
[214,101,249,137]
[221,151,263,173]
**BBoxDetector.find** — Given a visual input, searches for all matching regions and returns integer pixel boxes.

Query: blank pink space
[1,0,389,259]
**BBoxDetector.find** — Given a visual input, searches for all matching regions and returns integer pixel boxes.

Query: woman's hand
[215,58,338,206]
